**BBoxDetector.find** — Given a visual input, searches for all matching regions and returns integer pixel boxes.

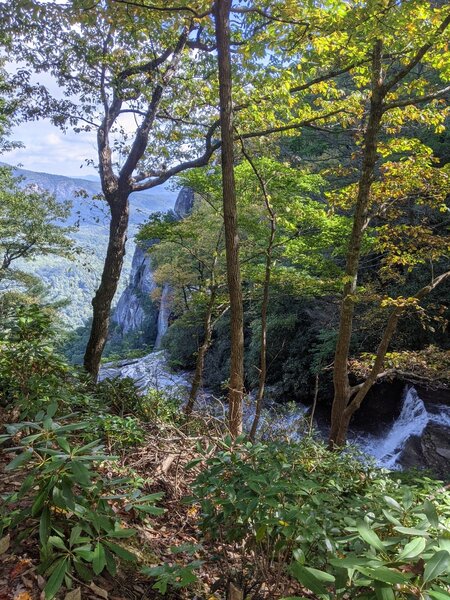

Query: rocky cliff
[111,187,195,348]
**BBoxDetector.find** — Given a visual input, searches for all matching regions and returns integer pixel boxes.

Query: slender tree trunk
[215,0,244,438]
[243,150,276,442]
[184,288,217,417]
[330,40,384,448]
[83,194,129,379]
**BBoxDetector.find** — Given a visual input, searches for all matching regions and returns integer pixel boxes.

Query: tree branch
[383,84,450,111]
[382,13,450,93]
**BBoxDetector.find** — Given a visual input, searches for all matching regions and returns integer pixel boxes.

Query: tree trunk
[83,195,129,379]
[215,0,244,438]
[184,288,216,417]
[330,40,384,448]
[331,270,450,445]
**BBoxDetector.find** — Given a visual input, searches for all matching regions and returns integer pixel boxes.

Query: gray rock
[111,242,158,337]
[111,187,195,347]
[399,422,450,480]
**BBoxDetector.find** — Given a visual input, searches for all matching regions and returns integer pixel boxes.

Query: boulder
[399,422,450,480]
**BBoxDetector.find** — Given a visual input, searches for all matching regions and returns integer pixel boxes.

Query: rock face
[399,423,450,480]
[110,242,158,341]
[174,187,195,218]
[111,187,195,348]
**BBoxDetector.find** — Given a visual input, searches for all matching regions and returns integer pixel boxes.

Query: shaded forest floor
[0,416,308,600]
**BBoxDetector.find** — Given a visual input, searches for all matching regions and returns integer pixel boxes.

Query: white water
[100,350,450,470]
[154,284,172,350]
[354,386,450,469]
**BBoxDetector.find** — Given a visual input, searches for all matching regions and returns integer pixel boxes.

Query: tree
[214,0,244,438]
[137,199,228,417]
[4,0,366,382]
[3,0,224,378]
[328,4,450,447]
[0,166,74,293]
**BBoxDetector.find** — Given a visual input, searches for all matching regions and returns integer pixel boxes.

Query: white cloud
[6,119,98,177]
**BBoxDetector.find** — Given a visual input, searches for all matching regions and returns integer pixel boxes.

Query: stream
[100,352,450,472]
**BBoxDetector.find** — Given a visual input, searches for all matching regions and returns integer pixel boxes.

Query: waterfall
[154,283,172,349]
[355,386,450,469]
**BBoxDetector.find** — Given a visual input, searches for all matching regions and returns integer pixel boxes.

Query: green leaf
[423,550,450,583]
[382,509,401,526]
[39,507,50,545]
[356,519,386,552]
[32,487,50,517]
[290,562,331,596]
[137,492,164,502]
[357,566,409,585]
[374,581,395,600]
[104,541,137,562]
[70,461,91,486]
[329,556,375,569]
[56,436,71,454]
[69,526,82,548]
[93,542,107,575]
[44,557,68,600]
[397,537,426,561]
[394,525,429,537]
[48,535,68,551]
[428,589,450,600]
[383,496,402,512]
[423,500,440,528]
[6,450,33,471]
[107,528,136,538]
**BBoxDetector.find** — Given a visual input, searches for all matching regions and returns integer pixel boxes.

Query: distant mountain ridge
[3,163,177,328]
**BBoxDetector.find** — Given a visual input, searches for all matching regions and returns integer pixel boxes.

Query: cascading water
[353,386,450,469]
[154,284,172,350]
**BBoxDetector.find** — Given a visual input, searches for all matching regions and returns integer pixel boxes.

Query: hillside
[5,164,177,327]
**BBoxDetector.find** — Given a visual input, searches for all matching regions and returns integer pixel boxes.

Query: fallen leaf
[64,588,81,600]
[14,593,32,600]
[9,559,31,580]
[89,582,108,599]
[37,575,46,590]
[0,535,10,555]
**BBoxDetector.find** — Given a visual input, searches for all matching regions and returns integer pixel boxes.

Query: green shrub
[190,437,450,598]
[94,414,146,450]
[0,303,72,416]
[0,403,164,599]
[139,388,182,423]
[93,376,142,417]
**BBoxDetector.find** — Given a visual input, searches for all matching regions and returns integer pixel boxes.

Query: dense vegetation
[0,0,449,598]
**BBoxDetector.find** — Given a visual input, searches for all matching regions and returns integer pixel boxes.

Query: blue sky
[5,61,99,177]
[7,119,99,177]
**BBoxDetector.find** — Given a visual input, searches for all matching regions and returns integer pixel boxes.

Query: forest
[0,0,449,598]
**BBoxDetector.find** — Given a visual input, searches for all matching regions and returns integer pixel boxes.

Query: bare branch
[383,84,450,111]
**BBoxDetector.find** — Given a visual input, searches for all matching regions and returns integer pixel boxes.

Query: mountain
[5,164,177,328]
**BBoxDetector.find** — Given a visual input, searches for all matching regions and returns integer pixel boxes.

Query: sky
[7,120,99,177]
[4,60,99,178]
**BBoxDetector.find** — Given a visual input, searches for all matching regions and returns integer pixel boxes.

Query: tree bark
[330,269,450,447]
[215,0,244,438]
[83,194,129,379]
[240,146,276,442]
[329,40,384,448]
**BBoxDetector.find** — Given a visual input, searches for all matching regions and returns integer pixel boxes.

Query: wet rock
[100,350,190,395]
[399,422,450,480]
